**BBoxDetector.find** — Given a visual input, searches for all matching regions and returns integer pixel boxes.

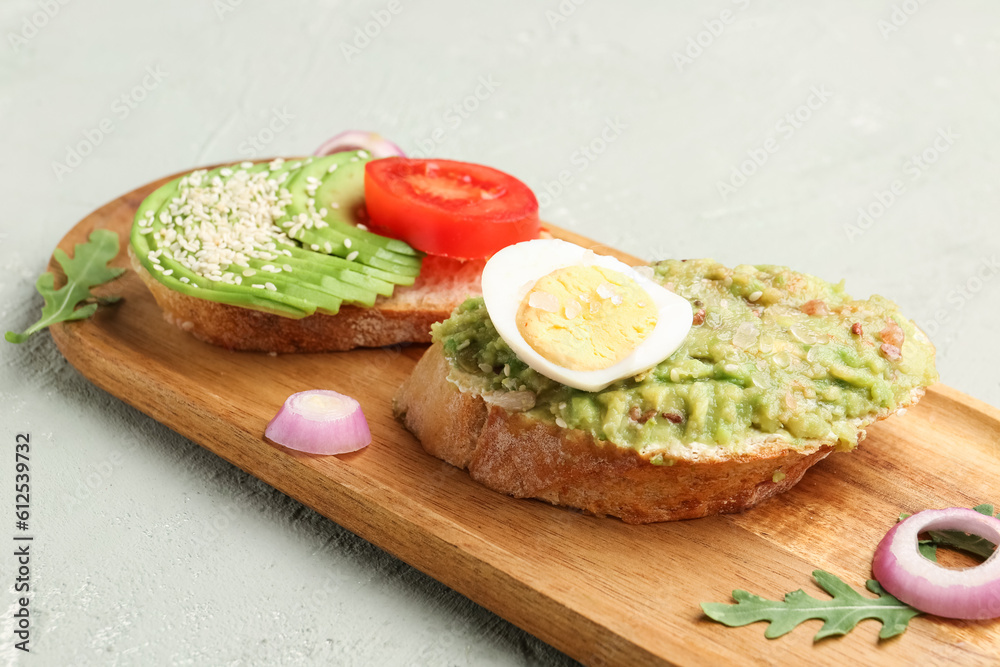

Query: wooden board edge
[48,319,670,667]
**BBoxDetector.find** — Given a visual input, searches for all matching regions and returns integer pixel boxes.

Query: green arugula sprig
[903,504,997,562]
[6,229,125,343]
[702,570,921,641]
[703,503,997,642]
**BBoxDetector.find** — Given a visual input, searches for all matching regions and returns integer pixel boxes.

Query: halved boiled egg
[481,239,692,392]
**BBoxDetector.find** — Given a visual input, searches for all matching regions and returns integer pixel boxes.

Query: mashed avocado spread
[432,259,937,459]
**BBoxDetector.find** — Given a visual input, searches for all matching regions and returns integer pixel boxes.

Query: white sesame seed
[323,242,333,253]
[163,269,173,276]
[357,224,368,231]
[343,238,352,249]
[153,264,164,272]
[748,291,763,302]
[555,417,568,429]
[283,264,292,272]
[327,163,338,173]
[346,250,359,262]
[220,168,233,177]
[310,244,319,251]
[357,150,370,159]
[330,202,339,209]
[241,161,253,169]
[252,283,265,289]
[265,282,276,291]
[349,157,358,162]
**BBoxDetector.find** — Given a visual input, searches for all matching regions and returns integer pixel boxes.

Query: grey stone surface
[1,0,997,664]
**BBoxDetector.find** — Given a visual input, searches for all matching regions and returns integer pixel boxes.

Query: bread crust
[394,343,926,524]
[130,247,484,352]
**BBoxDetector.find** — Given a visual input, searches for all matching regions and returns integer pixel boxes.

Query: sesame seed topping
[243,269,256,276]
[310,244,319,251]
[252,283,265,289]
[323,242,333,253]
[357,150,370,159]
[180,276,189,283]
[265,282,277,291]
[555,417,568,429]
[748,291,763,302]
[357,224,368,231]
[240,161,253,169]
[327,163,338,173]
[283,264,292,272]
[346,250,359,262]
[153,264,164,272]
[163,269,173,276]
[343,238,352,249]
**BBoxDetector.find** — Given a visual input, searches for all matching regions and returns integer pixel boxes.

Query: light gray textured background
[2,1,998,665]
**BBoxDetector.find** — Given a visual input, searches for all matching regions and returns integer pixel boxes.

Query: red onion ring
[264,390,371,455]
[313,130,405,159]
[873,507,1000,619]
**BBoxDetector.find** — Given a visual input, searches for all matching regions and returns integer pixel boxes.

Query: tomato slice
[364,158,540,259]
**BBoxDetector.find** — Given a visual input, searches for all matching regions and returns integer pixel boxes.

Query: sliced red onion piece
[265,390,371,455]
[872,508,1000,619]
[314,130,405,159]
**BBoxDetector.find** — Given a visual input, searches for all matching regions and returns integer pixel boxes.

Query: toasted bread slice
[394,343,927,524]
[131,248,485,352]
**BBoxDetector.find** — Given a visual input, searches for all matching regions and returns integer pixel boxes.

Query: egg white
[481,239,693,393]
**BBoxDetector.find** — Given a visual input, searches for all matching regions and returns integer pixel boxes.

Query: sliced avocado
[258,252,396,298]
[130,158,423,318]
[283,153,421,266]
[279,242,417,286]
[136,170,317,317]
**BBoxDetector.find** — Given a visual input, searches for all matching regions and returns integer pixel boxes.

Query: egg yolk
[516,265,658,371]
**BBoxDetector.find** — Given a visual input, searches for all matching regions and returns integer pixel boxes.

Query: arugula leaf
[6,229,125,343]
[702,570,921,641]
[901,504,997,562]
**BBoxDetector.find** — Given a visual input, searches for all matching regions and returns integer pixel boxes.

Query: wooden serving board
[51,174,1000,666]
